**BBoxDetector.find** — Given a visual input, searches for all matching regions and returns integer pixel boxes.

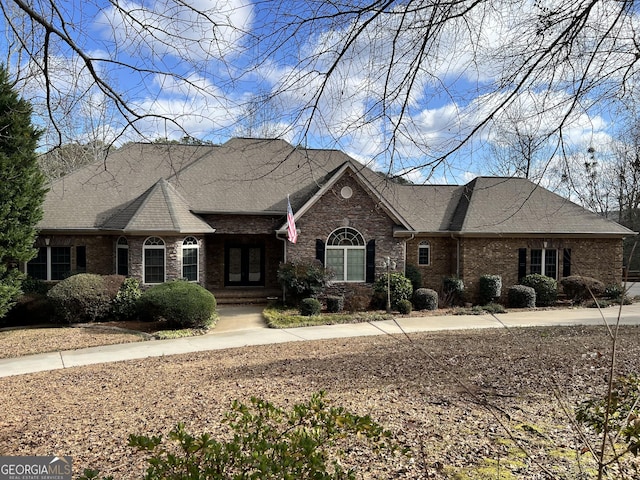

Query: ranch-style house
[28,137,635,303]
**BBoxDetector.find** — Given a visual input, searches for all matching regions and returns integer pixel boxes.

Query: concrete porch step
[210,287,282,305]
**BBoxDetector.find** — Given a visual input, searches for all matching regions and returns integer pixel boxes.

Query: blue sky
[3,0,634,186]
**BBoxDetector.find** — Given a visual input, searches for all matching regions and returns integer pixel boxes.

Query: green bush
[2,293,55,327]
[508,285,536,308]
[396,299,412,314]
[326,295,344,313]
[138,280,216,329]
[47,273,119,323]
[482,302,507,314]
[21,276,50,295]
[576,374,640,461]
[277,260,333,304]
[520,274,558,307]
[299,297,321,316]
[442,276,465,306]
[404,264,423,291]
[479,274,502,305]
[373,272,413,310]
[560,275,606,302]
[413,288,438,311]
[586,299,611,308]
[112,277,142,320]
[81,392,397,480]
[604,283,624,300]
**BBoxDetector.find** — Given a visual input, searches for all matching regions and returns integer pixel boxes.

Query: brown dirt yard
[1,324,639,479]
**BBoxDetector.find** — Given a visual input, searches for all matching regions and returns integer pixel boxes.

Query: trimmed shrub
[404,264,423,292]
[139,280,216,329]
[112,277,142,320]
[47,273,115,323]
[442,277,465,306]
[103,275,126,299]
[326,295,344,313]
[396,299,412,314]
[372,273,413,310]
[343,284,372,312]
[520,274,558,307]
[277,260,333,304]
[560,275,606,302]
[508,285,536,308]
[413,288,438,311]
[2,293,55,326]
[479,274,502,305]
[299,297,321,316]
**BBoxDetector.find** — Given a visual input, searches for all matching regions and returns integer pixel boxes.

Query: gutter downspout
[403,233,415,274]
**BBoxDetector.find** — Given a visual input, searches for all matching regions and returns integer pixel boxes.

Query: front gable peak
[278,162,414,234]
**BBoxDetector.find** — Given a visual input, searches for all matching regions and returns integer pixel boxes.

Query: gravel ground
[1,324,640,478]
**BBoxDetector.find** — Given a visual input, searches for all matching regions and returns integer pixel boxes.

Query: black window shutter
[366,239,376,283]
[315,239,325,265]
[518,248,527,280]
[563,248,572,277]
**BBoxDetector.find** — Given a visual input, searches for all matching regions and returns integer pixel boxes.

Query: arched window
[143,236,165,284]
[116,237,129,276]
[326,227,366,281]
[182,236,199,281]
[418,241,430,266]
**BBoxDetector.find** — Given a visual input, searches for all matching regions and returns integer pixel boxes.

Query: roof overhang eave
[192,210,283,216]
[450,231,635,238]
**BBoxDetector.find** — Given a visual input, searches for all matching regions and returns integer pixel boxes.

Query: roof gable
[278,162,414,234]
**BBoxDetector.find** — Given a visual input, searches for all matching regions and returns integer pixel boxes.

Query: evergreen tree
[0,66,46,318]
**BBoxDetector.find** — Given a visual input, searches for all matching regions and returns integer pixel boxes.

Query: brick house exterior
[29,138,634,304]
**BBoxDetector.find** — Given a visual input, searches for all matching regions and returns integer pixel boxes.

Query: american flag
[287,196,298,243]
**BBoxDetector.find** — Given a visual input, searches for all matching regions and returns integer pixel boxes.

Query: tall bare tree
[2,0,640,176]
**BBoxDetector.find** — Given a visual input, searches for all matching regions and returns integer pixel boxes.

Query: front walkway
[1,302,640,378]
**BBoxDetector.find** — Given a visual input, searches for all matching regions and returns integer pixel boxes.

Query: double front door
[225,243,264,286]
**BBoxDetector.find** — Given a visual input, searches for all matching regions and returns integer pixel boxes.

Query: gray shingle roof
[101,179,214,233]
[38,138,634,237]
[450,177,633,235]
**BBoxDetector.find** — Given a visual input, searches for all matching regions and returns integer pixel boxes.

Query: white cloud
[96,0,253,62]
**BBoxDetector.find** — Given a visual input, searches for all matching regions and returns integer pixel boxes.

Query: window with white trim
[418,241,430,266]
[143,237,165,284]
[325,227,366,282]
[116,237,129,276]
[27,246,71,280]
[530,248,557,279]
[182,236,199,281]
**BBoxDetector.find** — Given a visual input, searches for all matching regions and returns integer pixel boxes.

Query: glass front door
[225,244,264,286]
